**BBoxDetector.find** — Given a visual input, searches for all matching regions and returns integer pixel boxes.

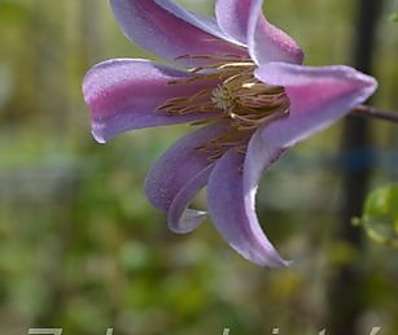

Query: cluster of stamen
[157,55,291,160]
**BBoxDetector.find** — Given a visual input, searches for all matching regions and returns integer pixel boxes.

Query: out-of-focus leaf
[0,1,30,24]
[0,64,13,109]
[390,12,398,22]
[354,185,398,248]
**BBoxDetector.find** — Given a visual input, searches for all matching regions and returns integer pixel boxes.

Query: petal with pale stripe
[216,0,304,65]
[208,148,289,267]
[255,62,378,147]
[110,0,246,66]
[83,59,216,143]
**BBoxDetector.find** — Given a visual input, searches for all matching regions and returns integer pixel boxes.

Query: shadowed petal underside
[145,124,228,233]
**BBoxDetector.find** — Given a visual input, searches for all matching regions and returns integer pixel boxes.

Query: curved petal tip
[208,149,290,268]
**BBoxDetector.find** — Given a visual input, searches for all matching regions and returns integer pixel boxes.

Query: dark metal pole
[327,1,383,334]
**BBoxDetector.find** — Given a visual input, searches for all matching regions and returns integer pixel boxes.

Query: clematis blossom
[83,0,378,267]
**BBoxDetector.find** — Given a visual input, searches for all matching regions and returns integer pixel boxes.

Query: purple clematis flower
[83,0,378,267]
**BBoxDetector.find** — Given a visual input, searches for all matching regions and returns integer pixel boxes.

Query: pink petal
[110,0,246,66]
[145,124,227,233]
[168,165,213,234]
[83,59,216,143]
[207,148,289,267]
[255,62,378,147]
[215,0,304,65]
[215,0,252,45]
[223,63,378,267]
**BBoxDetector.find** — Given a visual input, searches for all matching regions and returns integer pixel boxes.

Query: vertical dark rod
[327,1,383,334]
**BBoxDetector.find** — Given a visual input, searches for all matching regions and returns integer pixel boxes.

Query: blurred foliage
[0,0,398,334]
[390,12,398,22]
[354,185,398,248]
[0,1,30,24]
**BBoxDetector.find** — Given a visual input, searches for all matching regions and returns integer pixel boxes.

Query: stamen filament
[158,55,291,160]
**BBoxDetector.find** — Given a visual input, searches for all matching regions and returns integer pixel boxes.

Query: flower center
[211,85,236,112]
[158,55,290,159]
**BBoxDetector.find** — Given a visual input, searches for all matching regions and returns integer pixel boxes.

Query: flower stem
[351,105,398,124]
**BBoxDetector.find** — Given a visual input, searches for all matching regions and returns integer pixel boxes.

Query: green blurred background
[0,0,397,334]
